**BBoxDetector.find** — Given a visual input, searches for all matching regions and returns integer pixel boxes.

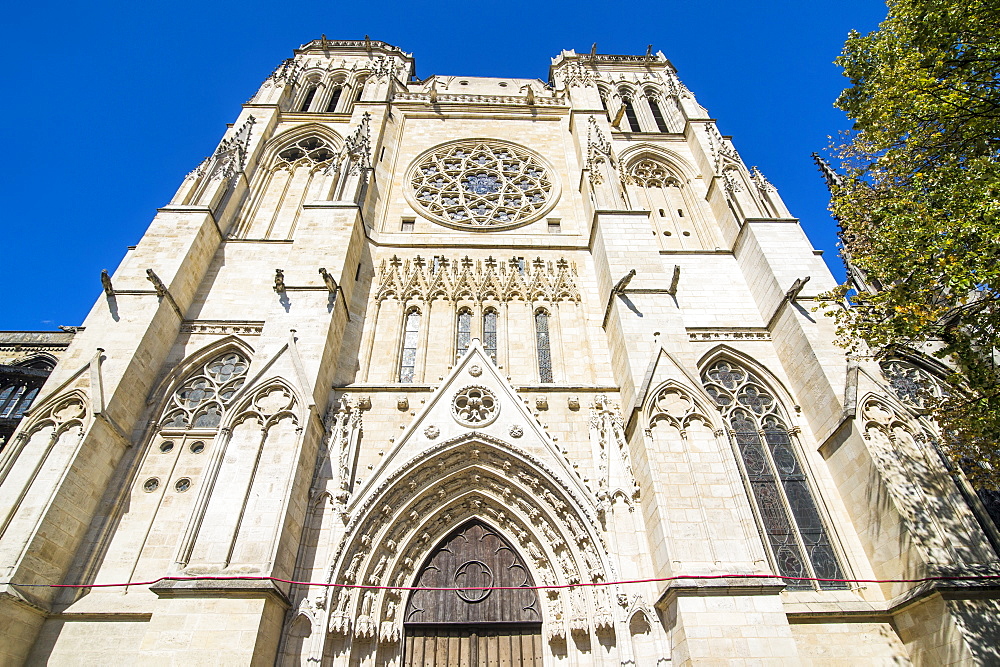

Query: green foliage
[829,0,1000,487]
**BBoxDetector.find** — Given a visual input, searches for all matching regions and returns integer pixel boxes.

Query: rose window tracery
[408,140,556,229]
[452,385,499,427]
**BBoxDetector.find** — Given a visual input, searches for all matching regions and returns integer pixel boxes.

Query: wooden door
[403,520,543,666]
[404,625,543,666]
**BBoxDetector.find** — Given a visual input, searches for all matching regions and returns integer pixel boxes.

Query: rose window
[407,140,557,229]
[452,385,499,427]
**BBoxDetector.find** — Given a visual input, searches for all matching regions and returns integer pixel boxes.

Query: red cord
[2,572,993,591]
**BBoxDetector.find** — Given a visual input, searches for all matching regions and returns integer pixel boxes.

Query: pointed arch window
[535,309,553,383]
[299,85,318,112]
[483,308,498,363]
[880,358,1000,538]
[326,86,343,113]
[399,309,421,383]
[622,97,641,132]
[647,95,670,133]
[702,360,846,590]
[456,308,472,361]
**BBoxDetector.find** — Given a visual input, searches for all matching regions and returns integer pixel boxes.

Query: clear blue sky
[1,0,887,330]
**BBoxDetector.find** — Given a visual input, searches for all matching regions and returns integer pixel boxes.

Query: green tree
[828,0,1000,487]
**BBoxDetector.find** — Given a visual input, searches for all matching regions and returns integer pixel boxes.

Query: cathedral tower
[1,39,998,665]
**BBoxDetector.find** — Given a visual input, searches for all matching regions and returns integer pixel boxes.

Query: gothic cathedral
[1,39,998,666]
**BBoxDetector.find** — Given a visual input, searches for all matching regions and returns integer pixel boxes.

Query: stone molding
[686,328,771,342]
[179,320,265,336]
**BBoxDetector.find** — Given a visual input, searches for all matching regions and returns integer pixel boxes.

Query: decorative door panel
[404,520,542,624]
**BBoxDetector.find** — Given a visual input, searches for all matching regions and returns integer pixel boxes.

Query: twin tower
[0,39,997,665]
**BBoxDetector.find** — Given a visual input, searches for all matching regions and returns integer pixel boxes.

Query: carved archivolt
[375,254,580,303]
[323,435,615,644]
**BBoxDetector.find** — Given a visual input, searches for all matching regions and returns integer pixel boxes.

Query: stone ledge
[656,577,787,608]
[784,579,1000,622]
[149,579,291,608]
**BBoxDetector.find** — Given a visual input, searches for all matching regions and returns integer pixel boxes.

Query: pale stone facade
[1,39,999,666]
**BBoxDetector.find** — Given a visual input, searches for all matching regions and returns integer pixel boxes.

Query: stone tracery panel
[375,254,580,303]
[160,351,248,430]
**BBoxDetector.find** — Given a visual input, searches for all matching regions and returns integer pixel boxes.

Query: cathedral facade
[1,39,998,665]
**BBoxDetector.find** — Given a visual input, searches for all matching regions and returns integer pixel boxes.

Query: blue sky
[1,0,887,330]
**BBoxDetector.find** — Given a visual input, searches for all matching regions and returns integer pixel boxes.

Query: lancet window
[647,94,670,133]
[702,360,846,590]
[535,309,553,383]
[456,308,472,361]
[483,309,498,363]
[326,86,343,113]
[161,352,249,429]
[299,85,318,112]
[621,97,641,132]
[399,309,421,383]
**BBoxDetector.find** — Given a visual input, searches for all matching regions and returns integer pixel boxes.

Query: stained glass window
[483,309,498,363]
[456,309,472,361]
[702,360,846,590]
[535,310,553,383]
[399,310,421,383]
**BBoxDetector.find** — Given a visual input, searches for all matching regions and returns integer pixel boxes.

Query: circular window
[452,385,500,427]
[190,441,205,454]
[406,140,559,230]
[159,441,174,453]
[175,478,191,493]
[143,478,159,493]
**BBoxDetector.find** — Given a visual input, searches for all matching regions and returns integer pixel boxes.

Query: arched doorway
[403,520,543,665]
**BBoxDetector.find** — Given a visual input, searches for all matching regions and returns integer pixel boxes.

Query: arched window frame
[483,307,499,364]
[645,90,670,133]
[298,83,319,112]
[597,86,611,118]
[399,307,421,383]
[618,88,642,132]
[231,128,342,239]
[0,365,49,421]
[455,307,473,362]
[159,350,250,432]
[878,356,1000,543]
[701,357,848,590]
[534,308,553,383]
[325,85,344,113]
